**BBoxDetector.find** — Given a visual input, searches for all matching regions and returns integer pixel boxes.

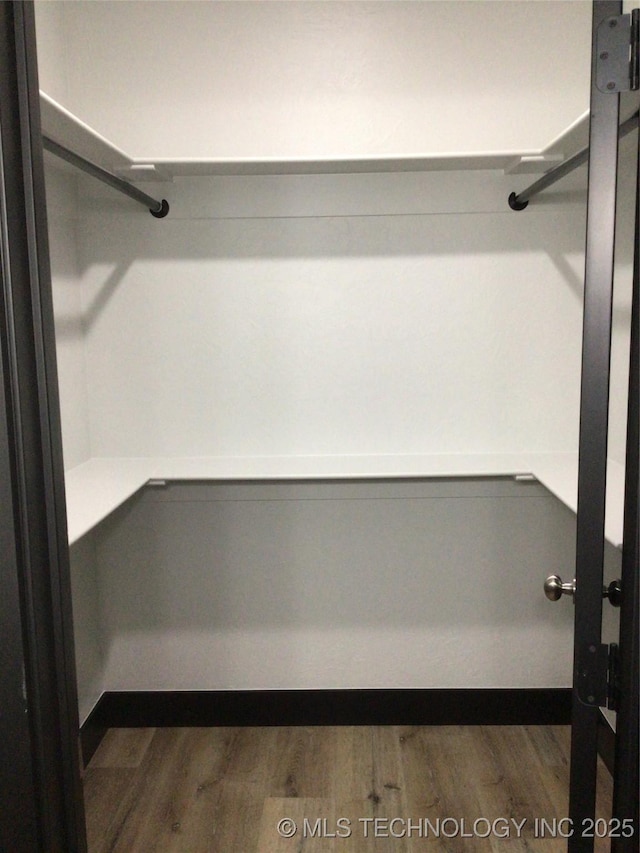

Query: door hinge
[596,9,640,93]
[577,642,620,712]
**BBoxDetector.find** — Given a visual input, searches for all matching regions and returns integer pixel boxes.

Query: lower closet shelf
[63,453,625,548]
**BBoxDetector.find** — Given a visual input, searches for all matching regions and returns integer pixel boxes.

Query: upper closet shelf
[41,91,593,180]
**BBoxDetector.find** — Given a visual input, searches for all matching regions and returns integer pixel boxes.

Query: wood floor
[84,725,614,852]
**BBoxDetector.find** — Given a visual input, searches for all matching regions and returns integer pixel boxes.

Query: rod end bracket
[150,199,170,218]
[508,192,529,212]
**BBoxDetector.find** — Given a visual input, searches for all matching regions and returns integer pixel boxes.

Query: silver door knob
[544,574,576,601]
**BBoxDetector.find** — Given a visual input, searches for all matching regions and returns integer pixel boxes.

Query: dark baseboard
[80,690,618,780]
[80,687,571,764]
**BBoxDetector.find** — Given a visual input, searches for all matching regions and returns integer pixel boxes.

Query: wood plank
[201,727,279,853]
[256,798,337,853]
[88,727,156,769]
[83,725,617,853]
[92,727,239,852]
[83,767,136,852]
[268,726,336,799]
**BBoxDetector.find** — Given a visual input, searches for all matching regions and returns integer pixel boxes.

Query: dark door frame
[611,58,640,848]
[569,1,622,845]
[569,2,639,850]
[0,2,86,850]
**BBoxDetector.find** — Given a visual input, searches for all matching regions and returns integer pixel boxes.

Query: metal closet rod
[508,110,639,211]
[42,136,169,218]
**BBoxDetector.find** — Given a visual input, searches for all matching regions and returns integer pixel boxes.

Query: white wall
[70,157,633,472]
[45,165,90,469]
[51,0,590,159]
[46,164,104,723]
[95,479,577,692]
[33,0,69,104]
[78,170,587,460]
[71,167,590,703]
[69,535,104,723]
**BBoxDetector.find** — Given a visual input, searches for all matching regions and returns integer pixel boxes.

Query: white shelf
[41,90,591,180]
[65,458,152,545]
[64,452,626,549]
[527,453,625,551]
[40,92,133,173]
[147,152,550,178]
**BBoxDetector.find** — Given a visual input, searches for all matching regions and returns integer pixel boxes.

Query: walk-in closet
[0,1,637,850]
